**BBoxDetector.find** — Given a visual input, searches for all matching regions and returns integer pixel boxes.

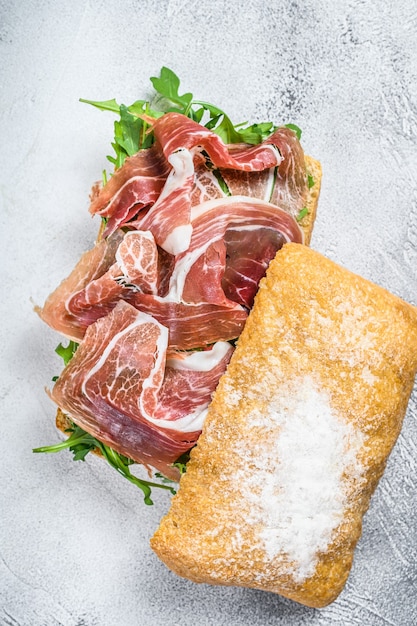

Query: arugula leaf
[285,123,302,140]
[80,67,287,172]
[212,169,231,196]
[79,97,121,113]
[96,442,176,505]
[33,425,97,457]
[85,100,158,169]
[296,207,309,222]
[55,340,78,366]
[114,104,143,157]
[193,100,277,144]
[190,106,206,124]
[150,66,193,112]
[172,449,191,475]
[238,121,277,144]
[115,103,155,156]
[33,422,177,505]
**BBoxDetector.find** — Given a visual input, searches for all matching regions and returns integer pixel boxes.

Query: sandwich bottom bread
[298,155,321,245]
[151,243,417,608]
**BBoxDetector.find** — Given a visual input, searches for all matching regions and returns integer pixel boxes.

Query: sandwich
[151,243,417,607]
[34,67,322,502]
[34,68,417,607]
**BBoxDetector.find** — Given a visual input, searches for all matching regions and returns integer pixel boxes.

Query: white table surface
[1,1,417,625]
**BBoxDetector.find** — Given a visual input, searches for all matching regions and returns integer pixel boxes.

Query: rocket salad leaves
[80,66,287,170]
[33,422,176,505]
[35,67,305,503]
[34,339,177,505]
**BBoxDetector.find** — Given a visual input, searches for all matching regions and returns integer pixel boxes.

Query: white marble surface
[1,1,417,624]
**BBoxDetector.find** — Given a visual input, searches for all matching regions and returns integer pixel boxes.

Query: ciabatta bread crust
[151,243,417,608]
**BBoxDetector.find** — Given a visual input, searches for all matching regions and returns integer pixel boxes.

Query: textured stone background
[1,1,417,624]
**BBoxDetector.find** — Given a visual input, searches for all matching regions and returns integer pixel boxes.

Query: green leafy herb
[296,207,309,222]
[109,102,154,168]
[307,173,315,189]
[80,67,300,171]
[285,123,302,140]
[33,422,177,505]
[33,424,97,460]
[212,168,231,196]
[172,449,191,475]
[150,66,193,113]
[80,97,158,168]
[79,97,121,113]
[115,104,144,156]
[192,100,277,144]
[55,340,79,366]
[97,442,176,505]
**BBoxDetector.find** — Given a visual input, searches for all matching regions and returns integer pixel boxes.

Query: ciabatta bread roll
[151,243,417,608]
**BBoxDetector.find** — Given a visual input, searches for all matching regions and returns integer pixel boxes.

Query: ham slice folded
[50,301,233,479]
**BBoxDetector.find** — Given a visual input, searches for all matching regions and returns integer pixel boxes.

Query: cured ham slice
[89,142,171,236]
[133,116,302,254]
[67,230,160,316]
[219,127,308,217]
[269,127,309,217]
[129,198,302,347]
[50,301,233,479]
[151,113,283,172]
[168,196,303,308]
[219,168,275,203]
[129,294,248,350]
[36,231,124,341]
[37,231,161,340]
[137,148,195,255]
[115,230,159,294]
[222,227,287,308]
[38,197,302,348]
[38,201,302,347]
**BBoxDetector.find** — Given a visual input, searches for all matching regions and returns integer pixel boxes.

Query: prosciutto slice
[37,230,161,341]
[89,142,171,236]
[137,148,195,255]
[129,294,248,350]
[135,115,306,255]
[50,301,233,479]
[39,197,301,347]
[150,113,283,171]
[36,231,124,341]
[269,126,309,217]
[67,230,160,315]
[219,127,308,218]
[168,196,303,308]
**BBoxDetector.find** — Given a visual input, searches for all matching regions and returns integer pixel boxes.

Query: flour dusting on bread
[222,377,364,583]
